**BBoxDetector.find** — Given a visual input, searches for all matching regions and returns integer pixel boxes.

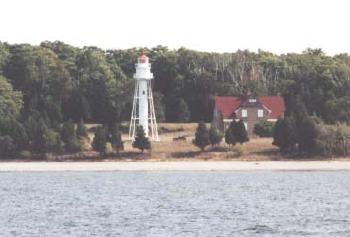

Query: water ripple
[0,171,350,236]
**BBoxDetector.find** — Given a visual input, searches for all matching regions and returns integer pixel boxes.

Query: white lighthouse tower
[129,54,159,141]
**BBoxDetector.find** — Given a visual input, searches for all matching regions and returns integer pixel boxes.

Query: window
[258,109,263,118]
[241,109,247,117]
[249,99,256,103]
[244,122,248,130]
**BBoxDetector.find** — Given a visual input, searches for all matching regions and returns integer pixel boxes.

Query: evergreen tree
[192,122,210,151]
[273,116,297,153]
[284,116,298,152]
[132,126,150,153]
[92,126,107,154]
[225,120,237,146]
[298,116,319,154]
[235,120,249,144]
[209,125,223,146]
[273,118,285,150]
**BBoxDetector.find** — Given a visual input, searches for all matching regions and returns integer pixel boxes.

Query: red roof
[138,54,148,63]
[259,96,285,119]
[214,96,285,119]
[214,96,241,119]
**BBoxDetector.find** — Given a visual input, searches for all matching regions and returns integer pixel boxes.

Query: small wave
[243,224,274,234]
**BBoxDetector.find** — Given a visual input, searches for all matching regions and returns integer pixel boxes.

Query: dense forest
[0,41,350,156]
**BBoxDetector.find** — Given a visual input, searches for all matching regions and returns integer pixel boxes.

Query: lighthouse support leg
[129,80,139,140]
[147,80,159,141]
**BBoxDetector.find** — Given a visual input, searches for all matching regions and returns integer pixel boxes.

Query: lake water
[0,172,350,236]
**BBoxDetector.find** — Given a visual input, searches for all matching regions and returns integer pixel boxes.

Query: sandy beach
[1,161,350,171]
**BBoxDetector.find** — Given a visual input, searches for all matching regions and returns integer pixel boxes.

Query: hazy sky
[1,0,349,55]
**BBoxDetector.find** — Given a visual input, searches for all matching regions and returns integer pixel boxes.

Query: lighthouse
[129,54,159,141]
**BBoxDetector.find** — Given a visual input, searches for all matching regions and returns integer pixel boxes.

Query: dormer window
[249,99,256,103]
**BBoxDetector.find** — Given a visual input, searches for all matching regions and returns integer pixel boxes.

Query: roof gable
[259,96,285,119]
[214,96,241,119]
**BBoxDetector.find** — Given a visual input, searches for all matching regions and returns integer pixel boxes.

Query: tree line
[0,41,350,157]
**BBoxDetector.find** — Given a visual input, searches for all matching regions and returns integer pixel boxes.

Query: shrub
[316,124,350,157]
[43,129,64,153]
[254,120,274,137]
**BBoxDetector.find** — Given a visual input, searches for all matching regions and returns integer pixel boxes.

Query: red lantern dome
[138,54,148,64]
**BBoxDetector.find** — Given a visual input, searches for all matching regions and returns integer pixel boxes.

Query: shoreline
[1,160,350,171]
